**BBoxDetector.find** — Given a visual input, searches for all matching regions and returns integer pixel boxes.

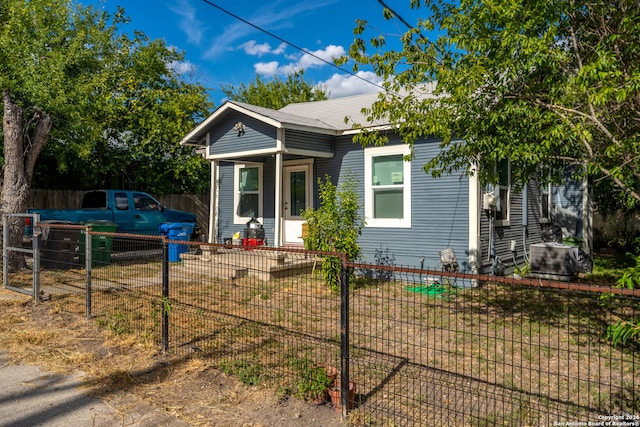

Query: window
[114,193,129,210]
[234,163,263,223]
[364,145,411,228]
[494,159,511,226]
[133,193,160,211]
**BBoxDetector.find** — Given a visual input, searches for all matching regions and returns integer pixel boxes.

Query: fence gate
[3,213,40,300]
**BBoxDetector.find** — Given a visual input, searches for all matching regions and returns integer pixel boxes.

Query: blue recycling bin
[158,222,194,262]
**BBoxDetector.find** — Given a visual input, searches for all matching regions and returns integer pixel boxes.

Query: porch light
[233,121,245,136]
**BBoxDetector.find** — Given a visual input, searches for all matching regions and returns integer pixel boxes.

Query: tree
[343,0,640,210]
[0,0,212,199]
[0,0,212,267]
[221,71,328,109]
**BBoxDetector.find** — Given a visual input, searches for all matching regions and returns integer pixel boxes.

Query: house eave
[206,147,334,161]
[180,101,340,146]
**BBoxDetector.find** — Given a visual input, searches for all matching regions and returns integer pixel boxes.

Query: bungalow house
[180,90,590,276]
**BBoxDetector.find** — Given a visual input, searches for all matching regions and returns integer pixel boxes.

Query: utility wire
[199,0,388,92]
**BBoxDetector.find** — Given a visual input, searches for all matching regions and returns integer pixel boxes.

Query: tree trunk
[2,90,51,270]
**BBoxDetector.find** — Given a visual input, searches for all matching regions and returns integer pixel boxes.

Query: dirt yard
[0,288,346,427]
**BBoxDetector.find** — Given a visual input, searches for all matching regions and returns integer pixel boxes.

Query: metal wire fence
[7,225,640,426]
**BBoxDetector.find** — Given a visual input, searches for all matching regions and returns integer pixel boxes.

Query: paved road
[0,352,188,427]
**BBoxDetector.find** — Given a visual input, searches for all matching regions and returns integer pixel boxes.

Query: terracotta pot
[321,365,338,384]
[328,381,356,412]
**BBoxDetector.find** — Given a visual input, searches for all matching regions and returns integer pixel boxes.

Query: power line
[199,0,388,92]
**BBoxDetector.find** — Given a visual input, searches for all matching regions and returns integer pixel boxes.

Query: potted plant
[328,379,356,412]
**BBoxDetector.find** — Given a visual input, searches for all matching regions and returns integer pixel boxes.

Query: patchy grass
[574,253,636,286]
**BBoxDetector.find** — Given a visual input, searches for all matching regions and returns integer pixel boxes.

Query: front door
[283,163,312,245]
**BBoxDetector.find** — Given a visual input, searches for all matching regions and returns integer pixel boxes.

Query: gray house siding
[215,159,277,245]
[216,161,235,242]
[478,181,545,275]
[209,113,277,156]
[285,129,333,155]
[316,134,470,271]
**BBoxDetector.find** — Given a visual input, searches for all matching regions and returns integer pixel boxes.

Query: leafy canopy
[342,0,640,210]
[221,71,328,110]
[0,0,213,194]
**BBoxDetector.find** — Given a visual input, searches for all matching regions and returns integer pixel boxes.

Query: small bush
[302,174,365,292]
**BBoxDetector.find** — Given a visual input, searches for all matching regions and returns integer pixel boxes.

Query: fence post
[340,258,350,418]
[31,215,41,302]
[85,226,92,320]
[162,237,169,352]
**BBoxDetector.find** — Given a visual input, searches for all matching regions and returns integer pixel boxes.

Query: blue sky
[81,0,423,106]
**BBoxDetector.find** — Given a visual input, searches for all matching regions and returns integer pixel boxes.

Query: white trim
[364,145,412,228]
[234,162,264,225]
[208,148,277,161]
[495,159,511,227]
[206,147,333,161]
[208,160,218,243]
[468,162,480,274]
[284,148,334,158]
[274,128,284,247]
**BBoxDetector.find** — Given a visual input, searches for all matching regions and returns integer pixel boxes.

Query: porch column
[274,128,284,247]
[208,160,218,243]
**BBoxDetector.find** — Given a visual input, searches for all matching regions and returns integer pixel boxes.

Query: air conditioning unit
[529,242,577,281]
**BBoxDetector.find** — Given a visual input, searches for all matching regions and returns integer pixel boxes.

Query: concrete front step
[179,251,316,281]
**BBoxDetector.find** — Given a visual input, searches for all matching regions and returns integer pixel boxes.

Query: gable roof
[180,100,340,146]
[180,86,437,146]
[279,91,386,130]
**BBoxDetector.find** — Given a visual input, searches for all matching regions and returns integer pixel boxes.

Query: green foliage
[290,354,332,402]
[615,254,640,290]
[604,255,640,346]
[608,319,640,347]
[221,70,328,110]
[345,0,640,210]
[0,0,212,194]
[220,359,264,386]
[302,174,365,292]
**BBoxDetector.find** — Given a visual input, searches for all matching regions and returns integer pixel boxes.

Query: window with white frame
[234,163,263,223]
[364,145,411,228]
[494,158,511,226]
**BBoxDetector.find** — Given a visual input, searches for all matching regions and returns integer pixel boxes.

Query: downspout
[582,173,593,256]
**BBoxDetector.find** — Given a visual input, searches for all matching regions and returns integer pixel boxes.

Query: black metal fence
[8,226,640,426]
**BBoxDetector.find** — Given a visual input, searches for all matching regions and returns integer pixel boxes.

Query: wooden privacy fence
[28,190,210,238]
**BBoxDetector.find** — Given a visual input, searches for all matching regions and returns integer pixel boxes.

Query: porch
[180,245,318,282]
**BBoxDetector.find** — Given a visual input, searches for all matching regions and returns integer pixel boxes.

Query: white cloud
[240,41,287,57]
[253,44,347,77]
[169,0,207,45]
[169,60,197,75]
[319,71,385,99]
[254,61,280,76]
[296,45,345,70]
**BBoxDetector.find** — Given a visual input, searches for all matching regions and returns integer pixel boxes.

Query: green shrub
[302,174,364,292]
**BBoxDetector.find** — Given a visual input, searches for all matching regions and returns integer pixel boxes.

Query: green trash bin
[79,221,117,266]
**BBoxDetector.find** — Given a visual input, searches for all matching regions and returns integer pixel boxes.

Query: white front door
[283,163,312,244]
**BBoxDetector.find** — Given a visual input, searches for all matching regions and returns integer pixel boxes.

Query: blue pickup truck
[26,190,199,238]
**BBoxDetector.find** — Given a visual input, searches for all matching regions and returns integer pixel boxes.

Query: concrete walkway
[0,352,189,427]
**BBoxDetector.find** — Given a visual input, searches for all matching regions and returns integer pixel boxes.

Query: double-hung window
[234,163,263,223]
[364,145,412,228]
